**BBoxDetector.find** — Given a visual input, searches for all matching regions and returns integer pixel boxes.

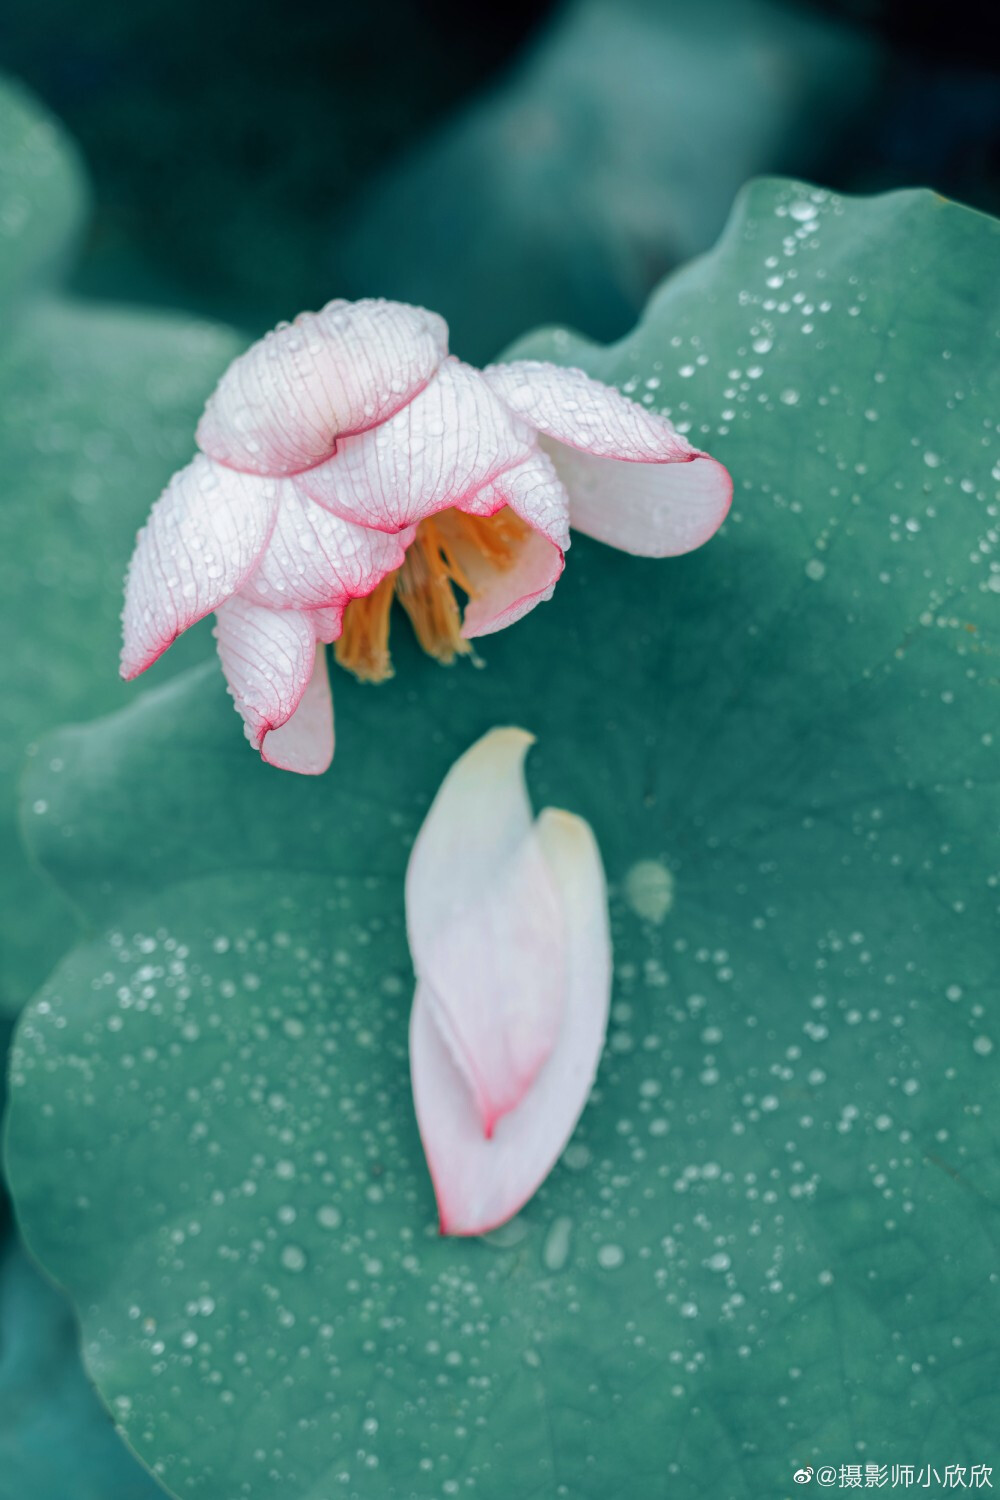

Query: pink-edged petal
[484,359,693,461]
[213,596,333,773]
[420,836,565,1136]
[406,728,565,1137]
[259,650,334,775]
[197,299,449,477]
[298,358,536,533]
[239,479,408,612]
[309,606,345,644]
[460,449,571,550]
[411,807,612,1236]
[484,359,732,554]
[544,440,733,557]
[120,454,278,680]
[457,526,564,639]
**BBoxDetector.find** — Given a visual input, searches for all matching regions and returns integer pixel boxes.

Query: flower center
[335,507,529,684]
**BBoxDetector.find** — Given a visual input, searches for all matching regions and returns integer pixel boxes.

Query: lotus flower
[407,728,611,1234]
[121,298,731,774]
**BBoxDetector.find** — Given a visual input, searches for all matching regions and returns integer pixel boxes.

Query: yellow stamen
[333,571,396,683]
[395,513,475,667]
[335,506,530,684]
[440,506,531,571]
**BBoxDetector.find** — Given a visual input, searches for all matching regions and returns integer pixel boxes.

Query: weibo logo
[793,1467,814,1484]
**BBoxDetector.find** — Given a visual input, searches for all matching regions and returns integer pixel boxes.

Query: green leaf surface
[7,180,1000,1500]
[0,1238,164,1500]
[0,77,244,1015]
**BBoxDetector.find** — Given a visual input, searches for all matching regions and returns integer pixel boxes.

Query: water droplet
[624,859,675,924]
[542,1216,573,1272]
[280,1244,307,1272]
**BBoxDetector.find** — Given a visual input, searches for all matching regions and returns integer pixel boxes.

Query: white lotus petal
[451,522,564,639]
[120,455,278,679]
[309,605,346,644]
[259,650,334,775]
[213,596,333,772]
[461,449,571,550]
[197,299,449,476]
[406,728,565,1135]
[240,479,408,612]
[545,440,733,556]
[484,359,693,461]
[299,359,536,532]
[411,806,611,1236]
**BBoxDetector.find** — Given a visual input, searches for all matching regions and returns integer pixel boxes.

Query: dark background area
[0,0,998,364]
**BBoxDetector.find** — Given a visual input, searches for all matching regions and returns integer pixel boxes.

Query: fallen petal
[120,455,278,680]
[299,358,536,532]
[197,299,449,476]
[411,805,611,1236]
[406,728,565,1135]
[213,596,333,772]
[545,440,732,556]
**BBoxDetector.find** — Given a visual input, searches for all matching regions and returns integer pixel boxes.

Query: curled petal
[197,299,449,476]
[213,597,333,773]
[259,650,334,775]
[406,729,565,1136]
[461,449,571,550]
[411,806,611,1236]
[461,533,562,638]
[436,518,563,639]
[120,455,278,680]
[544,440,733,557]
[484,359,693,461]
[299,358,536,533]
[240,480,408,612]
[484,360,732,554]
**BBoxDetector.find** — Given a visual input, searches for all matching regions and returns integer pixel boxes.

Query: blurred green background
[1,0,998,351]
